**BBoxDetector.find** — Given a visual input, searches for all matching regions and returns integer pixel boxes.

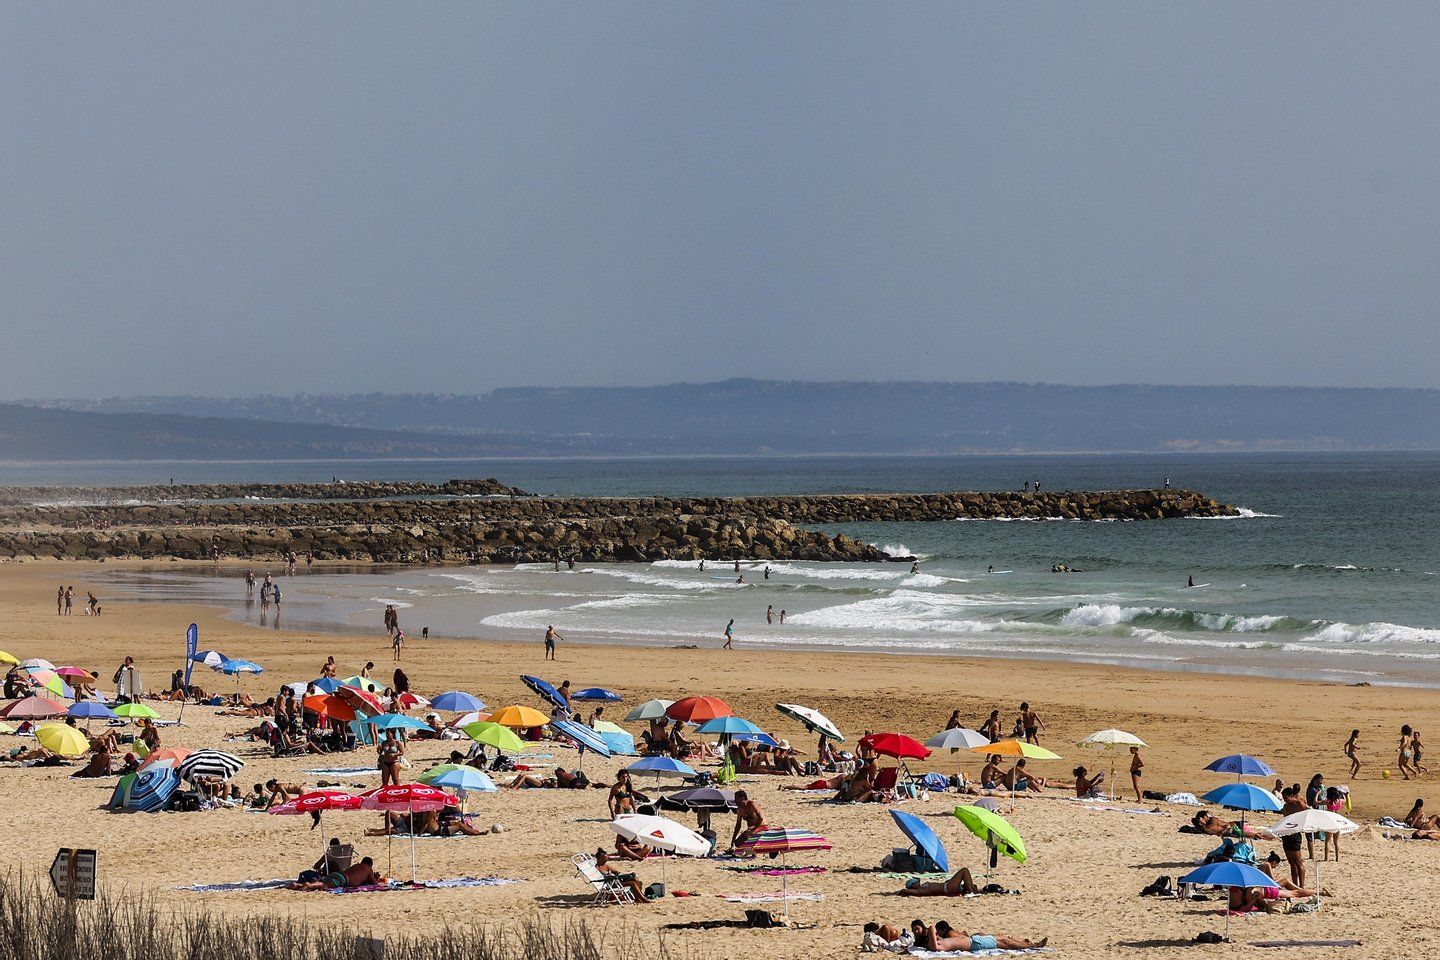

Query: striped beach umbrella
[189,650,228,668]
[109,767,181,813]
[337,685,385,717]
[177,749,246,783]
[737,827,832,917]
[520,675,567,709]
[551,718,612,769]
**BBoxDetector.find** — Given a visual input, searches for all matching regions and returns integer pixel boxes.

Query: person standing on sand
[57,586,64,615]
[731,790,765,851]
[544,625,561,661]
[391,628,404,662]
[1020,702,1045,745]
[1130,746,1145,802]
[722,619,734,650]
[65,586,73,615]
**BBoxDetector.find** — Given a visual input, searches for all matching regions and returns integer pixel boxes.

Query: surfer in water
[1187,576,1195,587]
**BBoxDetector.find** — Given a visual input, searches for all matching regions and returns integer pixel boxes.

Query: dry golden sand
[3,560,1439,958]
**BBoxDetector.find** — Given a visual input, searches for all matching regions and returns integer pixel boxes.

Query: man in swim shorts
[917,920,1047,952]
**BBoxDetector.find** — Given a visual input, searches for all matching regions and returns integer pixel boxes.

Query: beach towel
[723,891,824,903]
[1165,792,1201,806]
[177,879,291,892]
[1377,817,1408,829]
[722,865,826,876]
[907,949,1049,957]
[303,767,379,776]
[327,876,523,894]
[1080,804,1167,816]
[1251,941,1362,949]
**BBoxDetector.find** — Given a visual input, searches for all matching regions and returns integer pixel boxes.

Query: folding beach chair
[571,853,635,905]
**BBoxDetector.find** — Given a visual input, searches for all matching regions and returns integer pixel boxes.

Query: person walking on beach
[544,625,561,660]
[57,586,64,615]
[391,628,404,662]
[1414,730,1429,776]
[722,619,734,650]
[1399,725,1417,780]
[1020,702,1045,745]
[1344,729,1361,779]
[1129,745,1145,802]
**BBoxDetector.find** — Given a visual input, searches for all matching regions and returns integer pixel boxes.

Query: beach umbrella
[0,722,14,734]
[593,719,637,756]
[733,731,779,747]
[431,691,486,713]
[1204,754,1274,780]
[371,713,429,731]
[189,650,228,668]
[1078,729,1146,799]
[305,694,357,722]
[113,703,159,721]
[520,675,567,709]
[108,766,181,813]
[68,699,117,719]
[19,658,55,671]
[1202,783,1282,814]
[953,804,1027,878]
[463,721,526,753]
[1269,808,1358,909]
[269,789,365,861]
[426,766,498,795]
[217,658,265,675]
[610,813,708,884]
[890,808,949,873]
[572,687,622,702]
[626,756,697,789]
[393,691,428,711]
[1177,861,1277,941]
[23,670,72,699]
[488,704,550,729]
[54,667,96,682]
[737,827,832,919]
[35,722,90,757]
[969,739,1063,761]
[658,787,737,813]
[312,676,342,694]
[177,749,245,783]
[776,703,845,742]
[336,686,385,717]
[451,710,491,728]
[0,651,17,665]
[1,696,69,719]
[696,716,763,737]
[138,748,192,771]
[926,728,991,752]
[341,676,381,693]
[359,784,459,884]
[861,732,932,760]
[625,699,674,722]
[551,718,612,770]
[666,696,732,723]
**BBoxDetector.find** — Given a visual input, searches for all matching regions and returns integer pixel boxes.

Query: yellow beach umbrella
[968,739,1062,761]
[0,651,18,666]
[36,722,90,757]
[487,704,550,729]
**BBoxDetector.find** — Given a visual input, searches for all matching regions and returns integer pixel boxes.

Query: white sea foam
[1059,604,1150,628]
[568,593,682,611]
[1188,507,1282,520]
[583,568,729,591]
[877,543,915,558]
[1306,622,1440,646]
[369,598,414,609]
[757,563,907,582]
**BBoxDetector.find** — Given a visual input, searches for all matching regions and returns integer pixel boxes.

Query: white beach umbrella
[926,728,992,751]
[609,813,709,884]
[1269,807,1359,908]
[1078,729,1147,800]
[625,699,675,722]
[776,703,844,742]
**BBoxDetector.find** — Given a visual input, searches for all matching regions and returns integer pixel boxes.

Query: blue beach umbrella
[890,809,950,873]
[68,702,117,721]
[572,687,622,702]
[217,658,264,676]
[1202,782,1282,814]
[1204,754,1274,780]
[371,713,429,731]
[732,732,780,748]
[520,675,566,709]
[431,691,486,713]
[626,756,697,788]
[696,716,763,737]
[552,718,613,771]
[427,767,497,794]
[109,766,181,813]
[1178,860,1278,941]
[311,677,342,694]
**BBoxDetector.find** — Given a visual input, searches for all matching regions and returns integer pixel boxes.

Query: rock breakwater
[0,483,1236,563]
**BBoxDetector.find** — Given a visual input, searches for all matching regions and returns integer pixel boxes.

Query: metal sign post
[49,848,97,901]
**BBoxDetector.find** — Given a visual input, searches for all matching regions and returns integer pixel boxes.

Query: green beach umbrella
[113,703,160,720]
[953,804,1028,869]
[463,721,525,753]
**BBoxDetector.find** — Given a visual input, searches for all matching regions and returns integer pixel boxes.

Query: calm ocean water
[28,451,1435,687]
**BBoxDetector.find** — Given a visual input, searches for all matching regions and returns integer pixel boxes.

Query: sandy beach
[4,559,1438,958]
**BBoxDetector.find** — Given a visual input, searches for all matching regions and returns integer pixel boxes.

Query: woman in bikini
[1398,724,1416,780]
[377,729,404,786]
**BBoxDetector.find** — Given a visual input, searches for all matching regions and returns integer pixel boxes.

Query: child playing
[1343,729,1360,779]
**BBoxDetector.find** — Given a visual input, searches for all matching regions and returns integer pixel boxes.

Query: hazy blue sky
[3,4,1437,399]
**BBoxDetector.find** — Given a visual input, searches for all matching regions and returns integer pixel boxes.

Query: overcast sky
[2,4,1437,399]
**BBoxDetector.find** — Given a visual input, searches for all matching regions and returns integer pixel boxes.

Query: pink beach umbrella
[359,784,459,884]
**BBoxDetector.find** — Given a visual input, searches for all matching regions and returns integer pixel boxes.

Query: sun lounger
[571,853,634,905]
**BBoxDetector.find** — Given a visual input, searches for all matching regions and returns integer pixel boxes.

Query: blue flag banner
[184,623,198,688]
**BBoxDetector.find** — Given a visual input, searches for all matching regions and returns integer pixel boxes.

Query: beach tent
[593,720,636,756]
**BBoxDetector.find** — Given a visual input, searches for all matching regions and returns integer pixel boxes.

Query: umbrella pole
[782,852,789,921]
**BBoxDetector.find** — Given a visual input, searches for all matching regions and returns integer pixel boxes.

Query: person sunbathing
[835,770,883,803]
[1403,798,1440,830]
[88,731,119,754]
[1001,759,1045,793]
[613,835,651,861]
[288,856,386,890]
[1192,810,1272,839]
[912,920,1046,952]
[782,774,848,791]
[1228,880,1321,913]
[900,867,980,897]
[1072,765,1106,798]
[435,809,488,837]
[71,748,112,778]
[266,779,306,806]
[593,849,649,903]
[507,768,583,790]
[6,746,62,765]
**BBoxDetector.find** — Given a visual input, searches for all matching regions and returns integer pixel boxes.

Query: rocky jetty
[0,483,1236,563]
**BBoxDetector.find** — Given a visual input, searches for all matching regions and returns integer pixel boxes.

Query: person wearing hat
[774,739,804,776]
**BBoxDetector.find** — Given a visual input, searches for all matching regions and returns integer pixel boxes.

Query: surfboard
[710,576,739,581]
[1188,582,1212,589]
[986,570,1013,575]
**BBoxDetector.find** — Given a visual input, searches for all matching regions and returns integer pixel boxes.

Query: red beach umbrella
[336,686,385,717]
[359,784,459,884]
[269,790,365,863]
[0,696,69,719]
[305,694,357,722]
[666,696,733,723]
[859,732,931,760]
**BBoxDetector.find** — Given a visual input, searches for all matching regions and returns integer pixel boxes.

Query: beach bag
[744,909,777,928]
[644,882,665,901]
